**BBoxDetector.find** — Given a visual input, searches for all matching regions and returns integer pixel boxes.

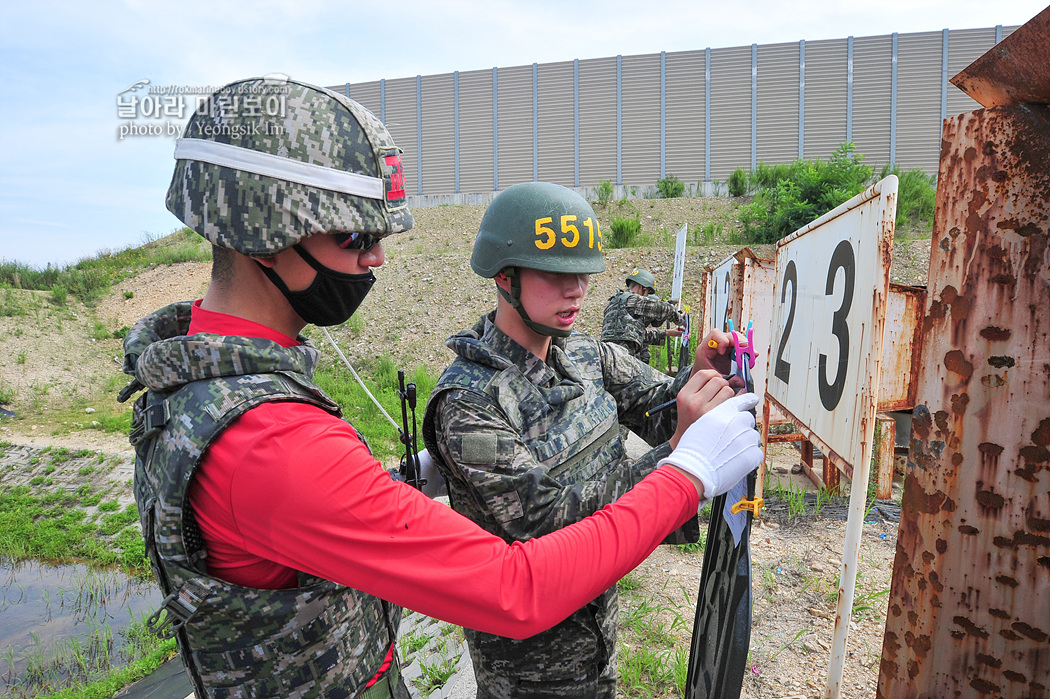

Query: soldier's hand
[665,327,684,338]
[659,392,763,506]
[669,369,736,449]
[691,330,746,391]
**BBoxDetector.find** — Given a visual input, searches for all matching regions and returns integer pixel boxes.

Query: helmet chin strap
[497,268,571,338]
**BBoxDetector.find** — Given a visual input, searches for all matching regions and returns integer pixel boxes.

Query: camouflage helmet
[166,76,413,256]
[471,182,606,278]
[626,268,657,294]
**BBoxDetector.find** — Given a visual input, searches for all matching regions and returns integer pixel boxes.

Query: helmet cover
[166,76,412,256]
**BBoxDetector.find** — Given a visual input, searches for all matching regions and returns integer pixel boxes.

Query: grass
[313,354,439,463]
[616,582,692,697]
[0,450,176,698]
[0,228,211,308]
[24,616,176,699]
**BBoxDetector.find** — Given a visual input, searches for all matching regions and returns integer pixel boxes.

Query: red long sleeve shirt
[187,301,699,640]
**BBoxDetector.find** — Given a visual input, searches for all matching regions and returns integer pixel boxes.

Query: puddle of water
[0,556,162,693]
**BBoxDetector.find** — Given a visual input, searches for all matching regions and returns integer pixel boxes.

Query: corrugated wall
[803,38,848,161]
[945,27,1001,118]
[757,41,801,165]
[537,61,575,186]
[620,53,662,188]
[330,24,1020,197]
[664,49,706,185]
[458,69,495,193]
[421,73,455,195]
[382,76,418,197]
[709,45,752,182]
[896,31,944,174]
[496,64,533,188]
[851,34,893,173]
[578,56,617,187]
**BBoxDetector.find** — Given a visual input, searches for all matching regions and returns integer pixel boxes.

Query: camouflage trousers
[467,598,619,699]
[471,648,617,699]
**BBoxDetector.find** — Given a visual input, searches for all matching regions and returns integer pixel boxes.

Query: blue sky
[0,0,1044,269]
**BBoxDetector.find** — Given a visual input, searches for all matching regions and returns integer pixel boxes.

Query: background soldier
[601,268,687,365]
[123,79,763,699]
[423,182,750,699]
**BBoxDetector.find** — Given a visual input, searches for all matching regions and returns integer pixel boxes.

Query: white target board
[704,254,736,333]
[670,223,687,302]
[767,176,897,699]
[766,176,896,473]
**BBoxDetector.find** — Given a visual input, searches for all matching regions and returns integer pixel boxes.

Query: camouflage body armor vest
[120,303,404,699]
[600,290,649,362]
[421,320,625,689]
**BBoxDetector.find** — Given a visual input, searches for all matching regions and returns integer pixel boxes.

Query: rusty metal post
[874,413,897,500]
[878,103,1050,698]
[823,451,839,495]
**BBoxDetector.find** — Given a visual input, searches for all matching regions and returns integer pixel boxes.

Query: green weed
[727,168,750,197]
[414,655,458,696]
[739,143,874,244]
[89,321,110,341]
[50,285,69,306]
[656,173,685,199]
[608,215,642,249]
[398,628,430,657]
[594,178,614,207]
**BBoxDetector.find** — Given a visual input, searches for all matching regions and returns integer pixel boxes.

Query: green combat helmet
[471,181,605,337]
[626,268,657,294]
[166,76,413,256]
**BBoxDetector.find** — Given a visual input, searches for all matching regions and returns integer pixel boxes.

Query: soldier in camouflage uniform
[121,78,763,699]
[422,183,747,699]
[601,268,686,366]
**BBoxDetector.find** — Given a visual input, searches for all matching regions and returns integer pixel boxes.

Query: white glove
[658,392,763,506]
[416,448,448,499]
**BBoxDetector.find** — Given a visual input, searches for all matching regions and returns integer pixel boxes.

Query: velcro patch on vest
[460,433,498,465]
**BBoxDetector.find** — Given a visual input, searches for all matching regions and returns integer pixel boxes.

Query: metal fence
[331,24,1017,199]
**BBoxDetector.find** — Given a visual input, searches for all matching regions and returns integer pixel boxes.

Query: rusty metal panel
[951,5,1050,108]
[879,104,1050,699]
[737,248,790,426]
[878,283,926,411]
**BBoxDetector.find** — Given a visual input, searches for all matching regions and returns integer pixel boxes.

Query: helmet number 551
[534,216,602,251]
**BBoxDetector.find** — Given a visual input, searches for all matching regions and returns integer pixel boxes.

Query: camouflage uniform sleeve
[643,326,666,347]
[432,389,649,543]
[625,293,684,328]
[598,341,691,447]
[594,347,699,545]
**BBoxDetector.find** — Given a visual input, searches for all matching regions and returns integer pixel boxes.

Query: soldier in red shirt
[121,77,762,699]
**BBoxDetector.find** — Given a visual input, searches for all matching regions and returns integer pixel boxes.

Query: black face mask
[258,245,375,327]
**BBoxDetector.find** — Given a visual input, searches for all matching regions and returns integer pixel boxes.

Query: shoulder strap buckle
[147,585,204,639]
[129,400,170,446]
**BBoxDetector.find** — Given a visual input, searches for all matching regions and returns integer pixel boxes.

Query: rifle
[397,369,425,491]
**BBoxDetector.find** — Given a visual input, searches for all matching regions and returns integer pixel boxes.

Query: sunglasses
[332,231,379,251]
